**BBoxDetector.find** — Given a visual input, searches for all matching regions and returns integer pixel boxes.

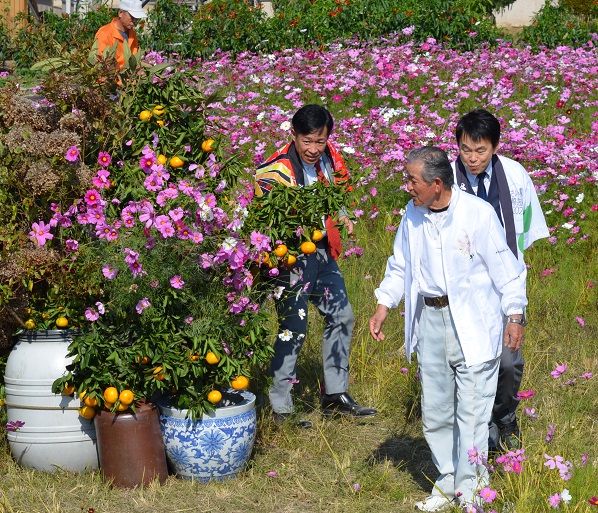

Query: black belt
[423,295,449,308]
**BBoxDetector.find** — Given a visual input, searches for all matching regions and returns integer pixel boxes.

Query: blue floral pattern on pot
[158,390,256,482]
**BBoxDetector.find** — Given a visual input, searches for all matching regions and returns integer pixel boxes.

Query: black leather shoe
[321,392,378,417]
[272,413,312,429]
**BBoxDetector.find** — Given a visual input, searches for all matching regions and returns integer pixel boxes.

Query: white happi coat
[375,185,527,367]
[451,155,549,263]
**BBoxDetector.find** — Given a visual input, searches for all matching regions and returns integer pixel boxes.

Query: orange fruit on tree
[205,351,220,365]
[157,154,167,165]
[284,254,297,266]
[257,252,269,265]
[274,244,288,258]
[24,319,36,330]
[153,366,165,380]
[119,390,134,406]
[152,105,165,116]
[189,352,200,361]
[84,395,98,407]
[170,156,184,168]
[103,387,119,404]
[136,355,150,365]
[56,317,68,328]
[104,401,114,410]
[139,110,152,122]
[231,375,249,391]
[156,119,164,128]
[207,390,222,404]
[62,384,75,395]
[201,139,216,152]
[117,403,130,412]
[300,241,317,254]
[78,405,96,419]
[312,229,324,242]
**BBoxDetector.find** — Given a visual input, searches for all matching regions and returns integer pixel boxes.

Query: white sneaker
[414,495,455,511]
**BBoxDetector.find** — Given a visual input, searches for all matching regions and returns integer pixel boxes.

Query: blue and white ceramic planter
[158,390,256,482]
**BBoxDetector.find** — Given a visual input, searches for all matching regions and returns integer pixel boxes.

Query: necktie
[315,161,328,185]
[476,172,488,201]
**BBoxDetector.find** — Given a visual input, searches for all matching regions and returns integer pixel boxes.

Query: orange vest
[93,18,139,69]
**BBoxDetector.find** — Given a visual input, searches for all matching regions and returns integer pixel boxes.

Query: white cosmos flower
[298,309,306,320]
[561,489,572,504]
[576,193,584,203]
[221,237,237,251]
[278,329,292,341]
[280,121,291,131]
[562,222,574,229]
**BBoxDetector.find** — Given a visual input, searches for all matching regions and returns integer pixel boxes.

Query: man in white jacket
[452,109,549,452]
[369,146,527,512]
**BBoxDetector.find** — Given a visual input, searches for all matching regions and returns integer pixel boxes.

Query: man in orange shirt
[90,0,146,69]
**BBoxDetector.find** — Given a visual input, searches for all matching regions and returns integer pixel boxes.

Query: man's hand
[504,321,524,353]
[339,215,354,236]
[369,305,390,341]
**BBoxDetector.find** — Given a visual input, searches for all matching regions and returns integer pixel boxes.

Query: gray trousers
[269,241,354,414]
[417,305,498,504]
[488,343,524,446]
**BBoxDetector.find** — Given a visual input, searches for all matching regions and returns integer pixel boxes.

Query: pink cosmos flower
[479,487,497,503]
[102,265,118,279]
[517,390,535,400]
[93,169,111,189]
[85,307,99,321]
[65,239,79,251]
[551,364,567,379]
[136,298,151,314]
[6,420,25,432]
[467,446,484,465]
[549,494,561,508]
[29,221,54,245]
[575,316,585,326]
[170,275,185,289]
[97,151,112,167]
[65,145,80,162]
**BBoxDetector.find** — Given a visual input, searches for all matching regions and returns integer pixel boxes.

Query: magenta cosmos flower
[65,145,80,162]
[97,151,112,167]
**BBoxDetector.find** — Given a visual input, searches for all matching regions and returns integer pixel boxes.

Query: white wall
[494,0,553,29]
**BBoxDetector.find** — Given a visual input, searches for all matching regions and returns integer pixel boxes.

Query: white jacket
[452,155,549,263]
[375,186,527,367]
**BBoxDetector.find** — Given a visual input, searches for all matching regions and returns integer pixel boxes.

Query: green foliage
[521,0,598,50]
[243,178,354,254]
[137,0,195,57]
[8,7,113,69]
[190,0,267,58]
[561,0,598,17]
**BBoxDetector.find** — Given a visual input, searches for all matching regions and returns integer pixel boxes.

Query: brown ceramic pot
[94,401,168,488]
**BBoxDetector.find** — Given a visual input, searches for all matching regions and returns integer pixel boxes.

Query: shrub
[191,0,267,58]
[137,0,195,58]
[521,1,598,50]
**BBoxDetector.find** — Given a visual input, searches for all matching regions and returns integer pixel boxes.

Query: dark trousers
[488,344,524,447]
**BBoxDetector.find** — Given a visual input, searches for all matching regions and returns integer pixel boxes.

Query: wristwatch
[507,315,527,327]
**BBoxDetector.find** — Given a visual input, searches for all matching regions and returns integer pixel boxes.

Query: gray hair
[406,146,454,189]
